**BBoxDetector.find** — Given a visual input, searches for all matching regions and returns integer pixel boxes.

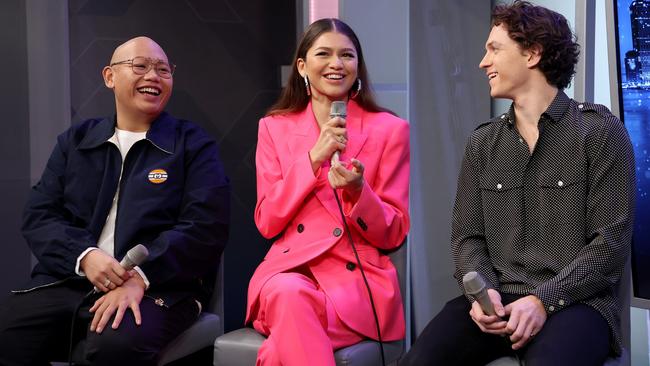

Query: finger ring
[103,278,111,287]
[530,332,535,338]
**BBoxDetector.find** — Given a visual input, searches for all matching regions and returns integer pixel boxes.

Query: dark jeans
[400,294,610,366]
[0,279,199,366]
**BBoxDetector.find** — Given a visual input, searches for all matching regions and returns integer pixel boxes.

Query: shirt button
[518,138,523,143]
[578,104,584,109]
[496,183,503,190]
[346,262,356,271]
[557,180,564,187]
[548,305,555,312]
[559,299,565,306]
[297,224,304,233]
[501,114,506,119]
[333,228,343,237]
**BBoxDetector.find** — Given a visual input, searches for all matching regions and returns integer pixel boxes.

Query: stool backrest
[386,240,407,302]
[207,255,225,335]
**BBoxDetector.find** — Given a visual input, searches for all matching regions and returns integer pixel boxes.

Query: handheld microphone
[120,244,149,270]
[329,101,347,165]
[463,271,496,316]
[92,244,149,293]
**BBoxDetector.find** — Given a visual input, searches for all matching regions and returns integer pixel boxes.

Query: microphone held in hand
[463,271,496,316]
[329,101,347,165]
[92,244,149,294]
[120,244,149,270]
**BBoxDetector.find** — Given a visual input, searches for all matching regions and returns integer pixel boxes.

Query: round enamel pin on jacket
[148,169,168,184]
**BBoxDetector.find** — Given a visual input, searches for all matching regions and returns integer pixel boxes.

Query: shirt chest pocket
[538,170,586,225]
[479,171,524,228]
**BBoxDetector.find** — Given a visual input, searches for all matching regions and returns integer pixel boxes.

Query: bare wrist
[129,271,147,290]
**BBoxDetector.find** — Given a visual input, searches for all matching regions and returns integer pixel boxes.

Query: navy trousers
[0,279,199,366]
[400,294,611,366]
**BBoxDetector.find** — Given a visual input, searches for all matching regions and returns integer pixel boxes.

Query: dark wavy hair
[492,0,580,90]
[267,18,390,116]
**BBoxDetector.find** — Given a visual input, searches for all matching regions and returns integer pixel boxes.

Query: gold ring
[103,278,111,287]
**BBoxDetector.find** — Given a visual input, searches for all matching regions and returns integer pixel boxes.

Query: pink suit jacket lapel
[286,101,368,223]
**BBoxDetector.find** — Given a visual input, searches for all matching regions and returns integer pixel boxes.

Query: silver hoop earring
[303,75,311,96]
[350,78,362,99]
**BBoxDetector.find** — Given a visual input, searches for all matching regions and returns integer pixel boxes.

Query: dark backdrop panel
[0,0,33,302]
[68,0,296,331]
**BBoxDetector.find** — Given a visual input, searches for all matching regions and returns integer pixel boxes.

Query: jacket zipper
[12,278,68,293]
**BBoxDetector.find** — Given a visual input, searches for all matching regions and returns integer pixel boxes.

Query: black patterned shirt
[451,91,635,354]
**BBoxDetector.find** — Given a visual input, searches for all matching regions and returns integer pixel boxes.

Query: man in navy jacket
[0,36,229,365]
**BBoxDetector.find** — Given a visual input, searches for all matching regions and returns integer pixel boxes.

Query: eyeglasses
[110,56,176,79]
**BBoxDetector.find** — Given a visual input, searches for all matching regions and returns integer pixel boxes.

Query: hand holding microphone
[463,271,508,335]
[88,245,149,333]
[463,271,496,315]
[324,102,365,195]
[308,101,348,172]
[84,244,149,293]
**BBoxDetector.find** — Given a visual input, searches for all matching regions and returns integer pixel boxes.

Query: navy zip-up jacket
[19,112,230,307]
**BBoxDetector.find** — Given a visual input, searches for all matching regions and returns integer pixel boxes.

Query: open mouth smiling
[137,87,161,96]
[324,74,345,80]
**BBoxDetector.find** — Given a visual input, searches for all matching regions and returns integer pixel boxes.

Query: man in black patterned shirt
[401,1,635,366]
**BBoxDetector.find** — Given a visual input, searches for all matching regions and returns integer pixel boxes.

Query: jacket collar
[78,112,176,154]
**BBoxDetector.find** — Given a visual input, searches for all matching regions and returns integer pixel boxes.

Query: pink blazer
[245,100,410,341]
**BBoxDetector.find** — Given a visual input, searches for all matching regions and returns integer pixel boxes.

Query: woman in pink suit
[246,18,410,366]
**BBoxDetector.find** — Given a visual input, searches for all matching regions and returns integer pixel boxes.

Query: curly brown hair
[492,0,580,90]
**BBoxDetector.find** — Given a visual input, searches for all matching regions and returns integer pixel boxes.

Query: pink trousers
[252,271,365,366]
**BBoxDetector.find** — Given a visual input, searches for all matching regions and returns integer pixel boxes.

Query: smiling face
[296,31,358,102]
[102,37,173,127]
[479,24,534,100]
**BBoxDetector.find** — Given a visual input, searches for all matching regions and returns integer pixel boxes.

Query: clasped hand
[80,249,131,292]
[329,155,364,197]
[469,289,547,350]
